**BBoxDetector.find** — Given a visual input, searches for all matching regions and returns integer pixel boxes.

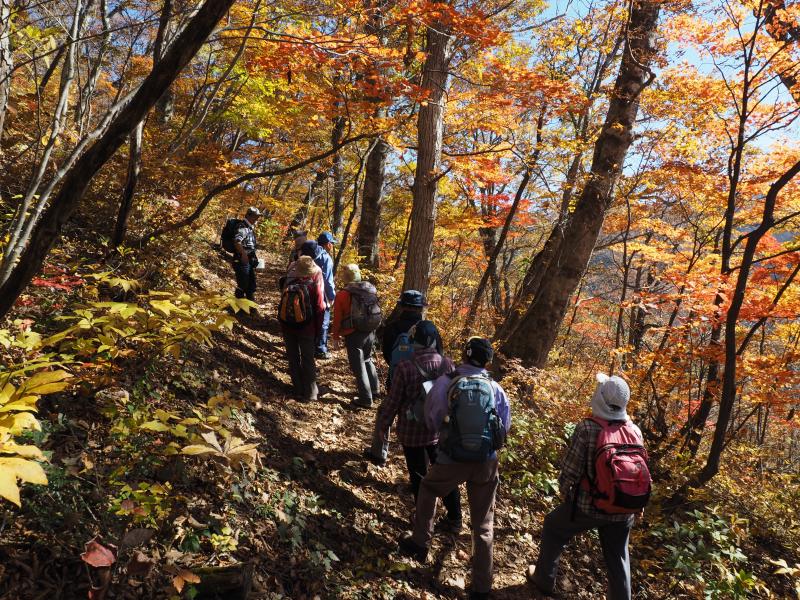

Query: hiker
[231,207,260,301]
[331,264,382,408]
[301,234,336,359]
[278,256,326,402]
[381,290,442,390]
[527,373,651,600]
[398,337,510,600]
[366,322,463,529]
[287,229,307,266]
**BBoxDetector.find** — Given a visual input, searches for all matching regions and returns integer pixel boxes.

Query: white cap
[591,373,630,421]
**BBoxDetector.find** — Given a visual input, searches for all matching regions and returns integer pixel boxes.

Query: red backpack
[581,417,652,514]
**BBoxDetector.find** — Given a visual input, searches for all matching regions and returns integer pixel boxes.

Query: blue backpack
[388,328,415,387]
[439,374,506,462]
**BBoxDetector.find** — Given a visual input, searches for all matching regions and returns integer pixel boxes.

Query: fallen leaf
[81,539,116,568]
[125,551,153,578]
[119,528,155,552]
[172,568,201,593]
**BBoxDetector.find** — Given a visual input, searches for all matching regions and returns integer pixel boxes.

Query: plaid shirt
[559,419,636,522]
[234,219,257,254]
[375,348,454,448]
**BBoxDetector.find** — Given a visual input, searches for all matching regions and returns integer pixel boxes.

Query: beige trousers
[411,458,500,593]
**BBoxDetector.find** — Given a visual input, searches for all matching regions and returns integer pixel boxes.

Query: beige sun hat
[294,255,319,277]
[342,263,361,284]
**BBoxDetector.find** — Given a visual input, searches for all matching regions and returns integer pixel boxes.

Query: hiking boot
[351,399,373,409]
[363,448,386,467]
[434,516,463,534]
[397,535,428,562]
[526,566,559,598]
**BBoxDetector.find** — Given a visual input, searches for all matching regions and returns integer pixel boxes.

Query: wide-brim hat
[294,256,319,277]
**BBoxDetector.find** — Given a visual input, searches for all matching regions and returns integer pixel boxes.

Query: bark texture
[357,136,389,268]
[401,22,453,295]
[0,0,237,318]
[499,0,661,366]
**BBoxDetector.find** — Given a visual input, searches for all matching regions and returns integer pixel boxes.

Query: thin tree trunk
[111,121,144,247]
[331,116,346,237]
[356,0,390,269]
[696,157,800,485]
[0,0,238,318]
[0,0,13,142]
[463,171,530,337]
[334,141,373,274]
[401,21,454,294]
[110,0,173,247]
[499,0,661,366]
[0,0,86,282]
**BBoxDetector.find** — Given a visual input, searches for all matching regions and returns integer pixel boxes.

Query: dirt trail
[204,248,543,599]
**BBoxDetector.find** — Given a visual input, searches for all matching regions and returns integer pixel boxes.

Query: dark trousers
[283,329,318,401]
[345,330,379,406]
[533,502,633,600]
[233,261,256,300]
[402,445,461,522]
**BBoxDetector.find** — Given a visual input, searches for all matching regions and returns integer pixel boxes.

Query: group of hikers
[223,209,652,600]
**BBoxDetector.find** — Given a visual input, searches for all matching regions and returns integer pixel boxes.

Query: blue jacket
[313,246,336,303]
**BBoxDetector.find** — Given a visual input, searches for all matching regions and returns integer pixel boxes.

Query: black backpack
[220,218,244,253]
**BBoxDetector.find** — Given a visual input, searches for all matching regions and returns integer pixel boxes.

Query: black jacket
[381,309,443,364]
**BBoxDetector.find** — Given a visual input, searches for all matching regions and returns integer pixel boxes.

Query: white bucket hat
[591,373,630,421]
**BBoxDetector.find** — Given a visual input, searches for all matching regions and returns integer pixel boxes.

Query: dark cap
[317,231,337,245]
[411,320,439,347]
[400,290,427,308]
[465,337,493,367]
[300,240,319,257]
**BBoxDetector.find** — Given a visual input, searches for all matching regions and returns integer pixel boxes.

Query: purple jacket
[424,363,511,462]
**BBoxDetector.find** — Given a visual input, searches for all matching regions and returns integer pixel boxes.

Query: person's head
[342,263,361,285]
[244,206,261,225]
[294,255,319,278]
[410,320,439,349]
[300,239,319,257]
[293,229,308,250]
[462,337,494,368]
[399,289,427,312]
[317,231,337,253]
[591,373,630,421]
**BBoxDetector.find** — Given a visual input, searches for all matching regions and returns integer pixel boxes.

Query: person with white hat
[527,373,648,600]
[232,206,261,301]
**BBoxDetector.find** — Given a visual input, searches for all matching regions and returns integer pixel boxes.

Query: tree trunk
[109,0,172,247]
[499,0,661,366]
[401,22,453,295]
[463,171,530,337]
[111,121,144,247]
[0,0,13,142]
[331,116,346,237]
[696,157,800,485]
[357,136,388,268]
[0,0,237,318]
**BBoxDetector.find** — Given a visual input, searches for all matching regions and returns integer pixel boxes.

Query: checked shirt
[559,419,636,522]
[374,348,454,448]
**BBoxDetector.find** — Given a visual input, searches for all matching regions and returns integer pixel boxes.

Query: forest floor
[0,244,650,599]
